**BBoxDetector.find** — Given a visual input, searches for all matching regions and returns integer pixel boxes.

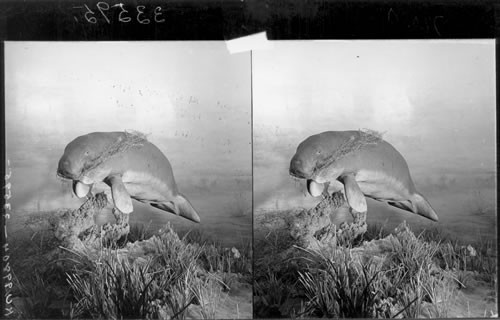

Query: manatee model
[57,131,201,223]
[289,130,438,221]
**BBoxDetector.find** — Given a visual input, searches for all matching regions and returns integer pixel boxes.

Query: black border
[1,41,5,319]
[0,0,496,40]
[250,49,255,317]
[0,0,498,318]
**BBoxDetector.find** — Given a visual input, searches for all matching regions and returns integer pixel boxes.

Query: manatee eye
[84,151,90,156]
[316,149,322,155]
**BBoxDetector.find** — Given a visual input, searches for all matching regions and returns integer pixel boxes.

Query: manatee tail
[174,193,201,223]
[149,194,201,223]
[411,192,439,222]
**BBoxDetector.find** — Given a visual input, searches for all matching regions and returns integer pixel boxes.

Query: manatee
[57,131,201,223]
[289,130,438,221]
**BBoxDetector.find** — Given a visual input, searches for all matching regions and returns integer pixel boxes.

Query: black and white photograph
[5,41,252,319]
[253,40,497,318]
[0,2,498,319]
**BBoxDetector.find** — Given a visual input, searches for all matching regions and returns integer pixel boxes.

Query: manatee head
[57,132,120,184]
[289,132,346,181]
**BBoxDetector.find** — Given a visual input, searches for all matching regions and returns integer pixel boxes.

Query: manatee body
[289,130,438,222]
[57,131,200,223]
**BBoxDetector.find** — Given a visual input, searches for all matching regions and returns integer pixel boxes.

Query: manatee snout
[57,155,80,179]
[289,154,312,179]
[57,157,71,176]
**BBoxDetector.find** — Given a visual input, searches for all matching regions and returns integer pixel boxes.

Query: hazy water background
[5,42,251,247]
[254,40,496,245]
[4,40,498,247]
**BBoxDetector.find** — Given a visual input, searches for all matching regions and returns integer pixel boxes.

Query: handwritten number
[96,2,111,24]
[154,6,165,23]
[113,3,131,23]
[76,3,165,24]
[433,15,444,36]
[3,160,11,318]
[5,307,14,316]
[137,5,151,24]
[83,4,97,23]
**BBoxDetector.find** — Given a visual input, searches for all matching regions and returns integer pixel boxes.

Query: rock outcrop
[286,191,367,251]
[53,192,130,251]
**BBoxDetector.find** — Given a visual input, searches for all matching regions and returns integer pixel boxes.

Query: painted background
[253,40,496,243]
[5,42,252,246]
[4,40,497,246]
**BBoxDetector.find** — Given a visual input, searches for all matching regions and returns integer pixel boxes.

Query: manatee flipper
[307,179,327,197]
[106,175,133,214]
[72,180,92,198]
[340,174,367,212]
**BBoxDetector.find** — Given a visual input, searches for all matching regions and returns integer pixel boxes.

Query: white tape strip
[226,32,273,54]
